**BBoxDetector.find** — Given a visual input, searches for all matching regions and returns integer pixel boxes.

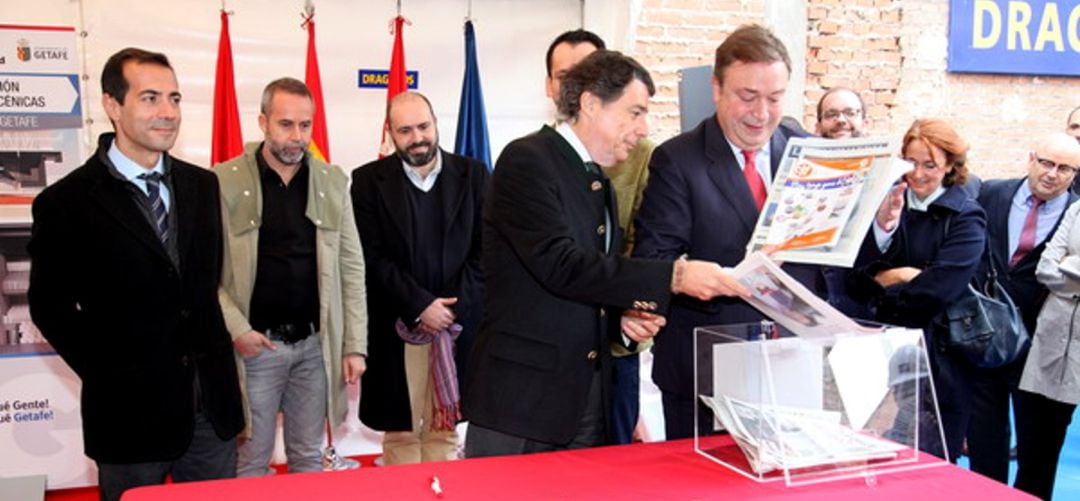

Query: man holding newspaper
[633,25,829,441]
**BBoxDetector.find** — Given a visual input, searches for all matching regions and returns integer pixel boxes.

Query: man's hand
[343,354,366,384]
[874,266,922,288]
[876,182,907,232]
[419,297,458,333]
[233,330,276,358]
[672,259,750,300]
[621,310,667,343]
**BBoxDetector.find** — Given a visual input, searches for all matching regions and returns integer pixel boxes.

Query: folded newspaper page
[745,137,913,267]
[700,394,904,475]
[732,252,870,338]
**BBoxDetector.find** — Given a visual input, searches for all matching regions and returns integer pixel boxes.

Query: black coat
[27,133,243,463]
[352,150,487,431]
[463,126,672,445]
[977,178,1078,334]
[847,183,986,461]
[633,116,826,399]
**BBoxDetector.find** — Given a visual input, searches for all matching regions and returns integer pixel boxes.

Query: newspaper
[745,137,913,267]
[701,394,905,475]
[732,252,870,339]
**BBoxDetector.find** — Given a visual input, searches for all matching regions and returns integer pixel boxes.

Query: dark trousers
[610,354,640,445]
[661,390,715,441]
[926,338,974,463]
[97,411,236,501]
[967,357,1023,483]
[465,369,605,457]
[1014,389,1076,501]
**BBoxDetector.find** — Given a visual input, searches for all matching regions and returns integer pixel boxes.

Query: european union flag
[454,20,492,171]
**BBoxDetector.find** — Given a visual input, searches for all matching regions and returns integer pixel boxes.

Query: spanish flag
[379,15,408,158]
[303,8,330,163]
[210,9,243,165]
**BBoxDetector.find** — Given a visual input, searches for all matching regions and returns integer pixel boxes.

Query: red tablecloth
[122,438,1034,500]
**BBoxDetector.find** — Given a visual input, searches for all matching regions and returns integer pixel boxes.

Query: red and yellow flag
[210,9,243,165]
[304,10,330,163]
[379,16,408,158]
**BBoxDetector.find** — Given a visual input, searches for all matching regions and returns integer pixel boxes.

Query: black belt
[263,323,314,345]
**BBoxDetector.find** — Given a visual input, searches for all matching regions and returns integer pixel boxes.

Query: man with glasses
[814,87,866,139]
[814,88,871,318]
[967,132,1080,487]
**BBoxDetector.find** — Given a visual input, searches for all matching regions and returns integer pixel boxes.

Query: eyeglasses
[821,108,862,121]
[902,158,943,171]
[1035,155,1079,176]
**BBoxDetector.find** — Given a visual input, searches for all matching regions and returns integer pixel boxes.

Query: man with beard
[215,77,368,476]
[814,87,866,139]
[814,87,870,318]
[352,91,487,463]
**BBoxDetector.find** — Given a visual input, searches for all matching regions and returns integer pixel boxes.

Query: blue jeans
[237,334,327,476]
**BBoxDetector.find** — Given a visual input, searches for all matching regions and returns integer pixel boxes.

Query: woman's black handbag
[945,243,1030,368]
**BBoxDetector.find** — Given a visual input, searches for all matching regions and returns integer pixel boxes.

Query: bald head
[387,91,434,124]
[386,91,439,168]
[1027,132,1080,201]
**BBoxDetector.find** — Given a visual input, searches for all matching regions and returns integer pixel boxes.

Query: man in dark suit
[27,48,243,501]
[633,25,827,440]
[968,134,1079,486]
[464,50,746,457]
[352,91,487,464]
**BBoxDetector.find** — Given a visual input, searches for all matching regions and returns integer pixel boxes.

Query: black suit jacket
[977,178,1078,333]
[633,116,826,399]
[351,150,487,431]
[28,133,243,463]
[463,126,672,445]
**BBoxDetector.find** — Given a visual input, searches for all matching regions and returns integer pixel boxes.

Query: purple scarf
[395,319,462,431]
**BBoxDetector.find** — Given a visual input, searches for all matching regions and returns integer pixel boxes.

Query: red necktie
[742,149,766,211]
[1010,196,1044,267]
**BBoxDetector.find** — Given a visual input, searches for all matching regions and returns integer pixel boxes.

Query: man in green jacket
[215,77,368,476]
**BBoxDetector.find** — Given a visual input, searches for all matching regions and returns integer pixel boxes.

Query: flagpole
[210,5,243,165]
[379,10,409,157]
[302,1,331,163]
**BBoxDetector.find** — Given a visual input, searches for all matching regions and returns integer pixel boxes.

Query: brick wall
[632,0,764,143]
[631,0,1078,180]
[804,0,902,144]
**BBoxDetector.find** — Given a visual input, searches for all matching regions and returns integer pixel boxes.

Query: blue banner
[453,20,493,171]
[357,69,418,89]
[948,0,1080,77]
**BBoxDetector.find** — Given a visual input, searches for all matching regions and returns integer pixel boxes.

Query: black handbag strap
[940,211,996,294]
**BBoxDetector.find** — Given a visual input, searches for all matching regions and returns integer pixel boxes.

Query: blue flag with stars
[454,20,493,171]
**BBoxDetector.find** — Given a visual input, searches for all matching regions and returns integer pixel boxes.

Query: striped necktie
[138,172,169,245]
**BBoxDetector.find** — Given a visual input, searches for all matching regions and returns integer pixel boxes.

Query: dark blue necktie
[138,172,169,245]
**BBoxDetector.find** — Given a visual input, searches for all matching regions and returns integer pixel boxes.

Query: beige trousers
[381,343,459,464]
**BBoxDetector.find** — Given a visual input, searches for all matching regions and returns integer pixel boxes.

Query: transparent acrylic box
[693,322,951,486]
